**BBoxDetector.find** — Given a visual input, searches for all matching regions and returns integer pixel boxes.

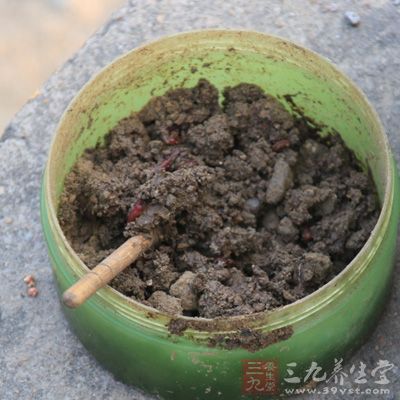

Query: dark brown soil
[58,79,380,318]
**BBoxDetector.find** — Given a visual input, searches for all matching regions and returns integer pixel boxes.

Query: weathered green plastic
[40,31,399,399]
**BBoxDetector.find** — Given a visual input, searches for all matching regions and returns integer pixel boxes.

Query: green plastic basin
[40,30,399,399]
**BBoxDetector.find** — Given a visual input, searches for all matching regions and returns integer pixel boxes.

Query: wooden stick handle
[62,235,152,308]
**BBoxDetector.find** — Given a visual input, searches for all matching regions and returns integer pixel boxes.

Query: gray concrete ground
[0,1,399,399]
[0,0,124,135]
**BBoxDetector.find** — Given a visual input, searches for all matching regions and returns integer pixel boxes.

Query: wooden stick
[62,235,153,308]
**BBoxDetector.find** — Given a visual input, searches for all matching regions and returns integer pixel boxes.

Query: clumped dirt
[59,79,380,319]
[208,326,294,352]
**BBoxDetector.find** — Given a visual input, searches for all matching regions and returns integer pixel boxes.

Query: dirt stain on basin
[208,326,294,352]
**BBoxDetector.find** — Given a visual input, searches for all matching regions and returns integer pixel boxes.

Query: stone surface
[0,1,399,399]
[344,10,361,26]
[0,0,124,135]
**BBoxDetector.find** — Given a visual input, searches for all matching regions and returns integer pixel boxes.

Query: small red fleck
[127,199,145,223]
[272,139,290,152]
[165,136,179,145]
[217,257,235,267]
[302,227,313,242]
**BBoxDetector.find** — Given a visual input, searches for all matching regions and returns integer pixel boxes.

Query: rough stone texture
[0,1,399,399]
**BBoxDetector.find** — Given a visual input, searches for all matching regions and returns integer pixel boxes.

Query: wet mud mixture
[59,80,380,318]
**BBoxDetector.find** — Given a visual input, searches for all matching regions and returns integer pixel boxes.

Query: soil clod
[59,80,380,318]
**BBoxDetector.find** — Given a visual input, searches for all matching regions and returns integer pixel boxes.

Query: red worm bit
[302,226,313,242]
[272,139,290,152]
[158,149,181,172]
[216,257,235,267]
[127,199,145,223]
[181,158,199,168]
[165,136,179,145]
